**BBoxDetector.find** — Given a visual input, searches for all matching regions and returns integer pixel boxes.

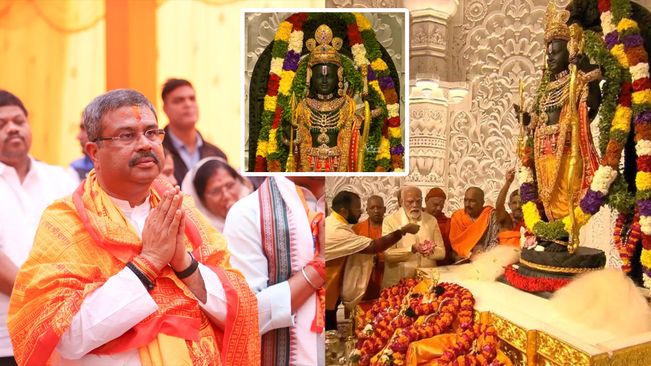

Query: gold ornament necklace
[541,71,570,111]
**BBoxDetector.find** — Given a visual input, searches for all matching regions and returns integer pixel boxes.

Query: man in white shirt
[0,90,77,366]
[382,186,445,287]
[8,89,259,366]
[223,177,325,366]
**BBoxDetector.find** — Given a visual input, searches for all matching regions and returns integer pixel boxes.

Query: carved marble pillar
[408,1,458,82]
[407,97,449,194]
[405,1,463,196]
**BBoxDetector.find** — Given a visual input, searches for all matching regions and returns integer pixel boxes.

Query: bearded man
[381,186,445,287]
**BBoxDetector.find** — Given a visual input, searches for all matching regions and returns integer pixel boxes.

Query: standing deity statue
[519,3,602,223]
[250,13,405,173]
[290,24,363,172]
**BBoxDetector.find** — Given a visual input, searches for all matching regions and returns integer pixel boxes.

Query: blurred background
[0,0,322,169]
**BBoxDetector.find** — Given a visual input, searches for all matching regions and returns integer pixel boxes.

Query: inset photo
[242,10,408,174]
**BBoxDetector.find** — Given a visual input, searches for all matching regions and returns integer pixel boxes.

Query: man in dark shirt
[161,79,227,184]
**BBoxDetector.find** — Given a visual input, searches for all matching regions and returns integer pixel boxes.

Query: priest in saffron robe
[350,195,386,302]
[496,169,524,247]
[450,187,500,258]
[425,187,454,265]
[8,89,259,366]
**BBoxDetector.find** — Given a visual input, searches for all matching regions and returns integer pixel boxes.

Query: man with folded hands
[8,89,259,366]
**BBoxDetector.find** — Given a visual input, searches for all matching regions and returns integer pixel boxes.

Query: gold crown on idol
[544,1,571,44]
[306,24,343,67]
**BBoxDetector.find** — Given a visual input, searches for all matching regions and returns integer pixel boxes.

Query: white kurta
[54,195,230,365]
[223,177,325,366]
[0,158,76,357]
[381,209,445,288]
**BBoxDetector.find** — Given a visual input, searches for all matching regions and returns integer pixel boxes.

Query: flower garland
[255,13,308,172]
[254,13,404,172]
[377,296,458,365]
[352,282,474,366]
[614,210,641,273]
[436,323,504,366]
[584,29,628,161]
[503,264,572,292]
[355,294,431,365]
[343,13,403,172]
[355,278,419,338]
[598,0,651,289]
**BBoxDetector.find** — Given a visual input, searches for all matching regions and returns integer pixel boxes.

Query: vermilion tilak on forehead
[131,105,141,121]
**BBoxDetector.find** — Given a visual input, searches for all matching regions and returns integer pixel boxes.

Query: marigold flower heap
[353,282,488,366]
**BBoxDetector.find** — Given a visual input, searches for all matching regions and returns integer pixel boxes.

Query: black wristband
[127,262,154,291]
[174,252,199,279]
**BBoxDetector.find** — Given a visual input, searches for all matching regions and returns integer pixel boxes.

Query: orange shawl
[8,171,259,366]
[352,219,383,301]
[498,220,523,247]
[449,207,494,258]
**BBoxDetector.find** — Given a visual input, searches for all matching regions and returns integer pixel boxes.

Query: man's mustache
[4,133,24,143]
[129,151,160,167]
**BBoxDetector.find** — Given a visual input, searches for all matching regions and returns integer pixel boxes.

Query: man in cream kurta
[382,186,445,288]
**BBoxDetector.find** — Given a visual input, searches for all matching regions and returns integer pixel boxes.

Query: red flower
[387,116,400,127]
[633,77,651,93]
[254,156,267,172]
[644,235,651,250]
[618,82,632,107]
[267,74,280,96]
[286,13,308,30]
[271,108,282,129]
[347,24,362,45]
[638,155,651,172]
[598,0,611,13]
[504,265,571,292]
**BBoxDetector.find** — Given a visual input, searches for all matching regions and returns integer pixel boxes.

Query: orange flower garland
[352,282,477,366]
[437,323,504,366]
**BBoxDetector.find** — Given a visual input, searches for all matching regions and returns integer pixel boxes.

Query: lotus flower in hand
[415,240,434,256]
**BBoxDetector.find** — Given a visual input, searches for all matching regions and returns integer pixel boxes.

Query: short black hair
[194,159,242,203]
[0,90,28,117]
[161,79,193,102]
[332,191,360,212]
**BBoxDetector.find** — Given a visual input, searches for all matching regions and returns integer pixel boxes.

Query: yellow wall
[0,0,324,168]
[0,0,105,166]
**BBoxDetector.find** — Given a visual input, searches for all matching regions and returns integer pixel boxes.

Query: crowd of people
[0,79,522,365]
[0,85,326,366]
[325,172,524,331]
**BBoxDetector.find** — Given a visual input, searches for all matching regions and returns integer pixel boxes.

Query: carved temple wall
[324,0,651,266]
